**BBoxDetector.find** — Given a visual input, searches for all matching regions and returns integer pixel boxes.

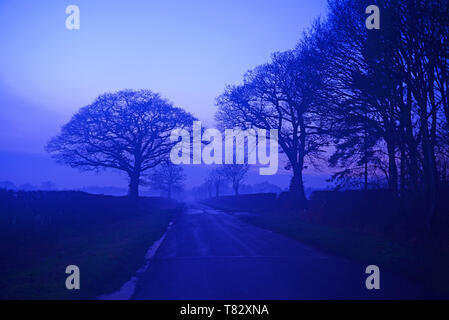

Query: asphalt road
[132,203,427,299]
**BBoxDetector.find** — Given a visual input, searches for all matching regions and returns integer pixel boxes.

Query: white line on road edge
[97,221,174,300]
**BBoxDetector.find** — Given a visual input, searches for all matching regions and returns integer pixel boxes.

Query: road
[132,203,427,299]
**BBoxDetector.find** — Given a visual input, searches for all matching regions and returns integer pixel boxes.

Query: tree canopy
[47,89,196,197]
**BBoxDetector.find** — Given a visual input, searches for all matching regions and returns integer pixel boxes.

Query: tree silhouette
[216,30,329,204]
[221,164,249,195]
[47,89,195,197]
[308,0,449,231]
[207,168,226,197]
[149,162,186,199]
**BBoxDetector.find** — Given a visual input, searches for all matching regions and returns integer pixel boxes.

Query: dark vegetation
[215,0,449,236]
[0,190,180,299]
[204,190,449,297]
[203,190,449,242]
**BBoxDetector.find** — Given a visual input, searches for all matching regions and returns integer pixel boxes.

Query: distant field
[0,190,180,299]
[204,192,449,298]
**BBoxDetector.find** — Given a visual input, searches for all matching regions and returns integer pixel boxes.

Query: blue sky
[0,0,329,189]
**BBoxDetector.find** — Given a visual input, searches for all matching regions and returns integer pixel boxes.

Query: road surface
[132,203,427,299]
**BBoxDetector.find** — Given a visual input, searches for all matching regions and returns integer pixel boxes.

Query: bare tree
[208,168,226,197]
[149,162,186,199]
[46,89,195,197]
[221,164,249,195]
[216,29,329,204]
[322,0,449,230]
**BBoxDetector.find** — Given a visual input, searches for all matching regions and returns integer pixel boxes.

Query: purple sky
[0,0,329,190]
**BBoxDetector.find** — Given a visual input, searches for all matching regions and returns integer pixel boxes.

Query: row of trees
[152,163,255,199]
[47,0,448,230]
[45,86,250,198]
[205,164,249,197]
[194,166,286,199]
[151,163,250,199]
[216,0,449,228]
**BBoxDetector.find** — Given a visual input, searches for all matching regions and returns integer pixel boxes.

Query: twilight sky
[0,0,329,190]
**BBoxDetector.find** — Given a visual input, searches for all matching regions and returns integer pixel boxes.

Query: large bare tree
[216,28,329,205]
[47,89,195,197]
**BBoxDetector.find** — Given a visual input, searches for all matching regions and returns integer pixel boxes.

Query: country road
[132,203,427,299]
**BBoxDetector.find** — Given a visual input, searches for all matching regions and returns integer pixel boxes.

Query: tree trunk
[404,85,419,191]
[386,137,398,193]
[399,142,406,195]
[363,121,369,190]
[419,98,438,231]
[128,173,140,198]
[233,182,239,196]
[364,161,368,190]
[289,164,306,206]
[167,185,172,199]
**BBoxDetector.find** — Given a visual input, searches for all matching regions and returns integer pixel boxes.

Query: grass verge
[0,192,179,299]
